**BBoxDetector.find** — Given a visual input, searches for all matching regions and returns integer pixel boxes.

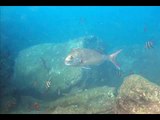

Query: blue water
[0,6,160,113]
[1,6,160,52]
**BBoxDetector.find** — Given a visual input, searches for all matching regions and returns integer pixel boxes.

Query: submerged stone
[13,44,82,99]
[47,86,116,114]
[6,86,115,114]
[0,96,17,114]
[115,74,160,114]
[13,35,107,100]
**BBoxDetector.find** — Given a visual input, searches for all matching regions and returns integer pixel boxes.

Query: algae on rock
[48,86,116,114]
[115,74,160,114]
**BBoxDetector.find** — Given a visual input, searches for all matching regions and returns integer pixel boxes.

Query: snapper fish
[64,48,122,70]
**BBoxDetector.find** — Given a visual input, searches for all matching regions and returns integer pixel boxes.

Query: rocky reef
[2,74,160,114]
[115,74,160,114]
[13,40,82,99]
[0,96,17,114]
[46,74,160,114]
[13,35,110,100]
[3,35,160,114]
[48,86,116,114]
[8,86,116,114]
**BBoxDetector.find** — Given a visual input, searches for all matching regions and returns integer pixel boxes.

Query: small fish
[65,48,122,70]
[116,70,123,78]
[145,40,154,49]
[46,80,51,89]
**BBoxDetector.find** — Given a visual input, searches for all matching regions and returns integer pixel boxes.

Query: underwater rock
[115,74,160,114]
[0,96,17,114]
[7,86,115,114]
[13,35,106,100]
[0,50,14,98]
[13,44,82,100]
[9,95,48,114]
[47,86,116,114]
[79,35,106,52]
[15,96,43,113]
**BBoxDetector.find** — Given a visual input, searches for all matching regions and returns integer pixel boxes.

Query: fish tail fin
[107,49,122,70]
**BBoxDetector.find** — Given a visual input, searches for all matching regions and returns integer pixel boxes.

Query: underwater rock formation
[13,42,82,100]
[13,35,108,100]
[0,48,14,99]
[6,86,115,114]
[47,86,116,114]
[115,74,160,114]
[0,96,17,114]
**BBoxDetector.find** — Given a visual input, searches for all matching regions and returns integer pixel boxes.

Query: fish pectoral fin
[81,66,91,70]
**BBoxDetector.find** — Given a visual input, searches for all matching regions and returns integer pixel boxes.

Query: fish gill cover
[0,6,160,114]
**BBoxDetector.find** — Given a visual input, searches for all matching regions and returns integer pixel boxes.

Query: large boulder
[13,35,108,100]
[115,74,160,114]
[47,86,116,114]
[0,95,17,114]
[8,86,116,114]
